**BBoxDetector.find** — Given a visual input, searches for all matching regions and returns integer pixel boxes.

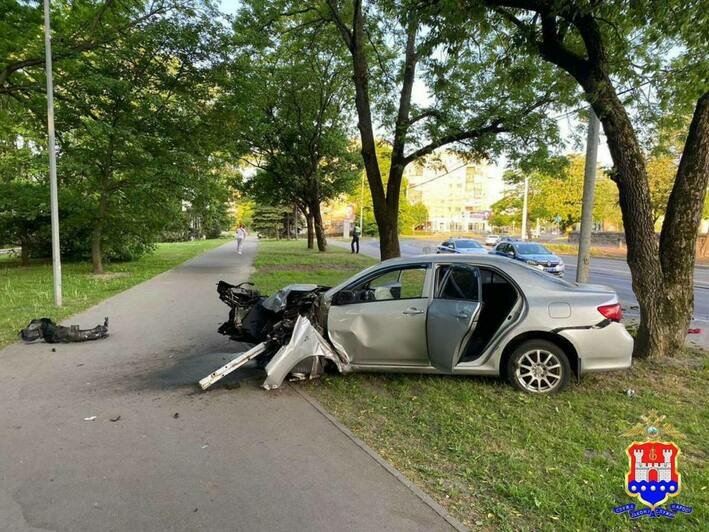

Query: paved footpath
[0,239,455,532]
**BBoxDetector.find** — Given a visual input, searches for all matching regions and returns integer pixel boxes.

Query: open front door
[427,264,481,372]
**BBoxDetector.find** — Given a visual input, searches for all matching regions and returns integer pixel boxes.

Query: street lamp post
[576,108,600,283]
[44,0,62,306]
[520,175,529,241]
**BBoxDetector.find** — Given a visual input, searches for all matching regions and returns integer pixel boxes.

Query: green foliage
[250,204,293,239]
[1,1,235,267]
[226,4,361,222]
[490,155,622,232]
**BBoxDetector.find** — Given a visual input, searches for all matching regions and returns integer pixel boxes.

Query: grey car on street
[208,254,633,394]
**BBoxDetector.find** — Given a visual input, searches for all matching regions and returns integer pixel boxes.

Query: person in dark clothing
[351,226,361,254]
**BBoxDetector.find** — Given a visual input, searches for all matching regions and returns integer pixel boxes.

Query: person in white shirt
[235,223,247,254]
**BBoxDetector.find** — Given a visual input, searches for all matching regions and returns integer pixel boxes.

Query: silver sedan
[208,254,633,394]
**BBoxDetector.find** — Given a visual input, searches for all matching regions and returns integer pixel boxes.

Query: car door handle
[403,308,424,315]
[456,313,470,319]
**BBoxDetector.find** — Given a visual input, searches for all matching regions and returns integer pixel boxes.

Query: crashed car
[202,254,633,394]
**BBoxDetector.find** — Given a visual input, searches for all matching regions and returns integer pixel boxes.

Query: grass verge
[252,239,707,531]
[0,238,227,348]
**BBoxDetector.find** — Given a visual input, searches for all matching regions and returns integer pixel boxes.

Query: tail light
[597,303,623,322]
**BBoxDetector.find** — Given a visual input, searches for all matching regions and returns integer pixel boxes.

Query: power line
[407,162,468,189]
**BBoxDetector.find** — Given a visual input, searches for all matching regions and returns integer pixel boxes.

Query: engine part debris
[199,343,268,390]
[84,416,97,421]
[20,318,109,343]
[110,415,121,422]
[202,282,349,391]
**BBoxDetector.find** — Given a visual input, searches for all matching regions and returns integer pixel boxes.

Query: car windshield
[455,240,482,249]
[515,243,551,255]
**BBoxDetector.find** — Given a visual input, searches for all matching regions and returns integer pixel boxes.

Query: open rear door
[427,264,481,372]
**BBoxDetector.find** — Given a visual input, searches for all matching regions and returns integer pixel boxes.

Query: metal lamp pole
[44,0,62,306]
[576,107,600,283]
[520,175,529,241]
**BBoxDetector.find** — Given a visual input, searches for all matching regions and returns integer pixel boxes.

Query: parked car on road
[436,238,487,254]
[209,254,632,394]
[492,241,565,276]
[484,234,501,246]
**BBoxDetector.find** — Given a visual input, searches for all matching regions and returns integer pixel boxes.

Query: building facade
[404,152,503,233]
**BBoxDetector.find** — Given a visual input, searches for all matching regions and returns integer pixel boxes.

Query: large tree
[227,7,361,251]
[469,0,709,358]
[54,0,229,272]
[244,0,568,259]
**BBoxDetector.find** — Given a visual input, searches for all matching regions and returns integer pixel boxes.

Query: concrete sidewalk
[0,238,455,531]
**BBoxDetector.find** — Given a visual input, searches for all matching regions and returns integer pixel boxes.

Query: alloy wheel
[515,349,563,393]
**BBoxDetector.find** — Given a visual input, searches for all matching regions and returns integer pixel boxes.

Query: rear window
[455,240,482,249]
[515,243,550,254]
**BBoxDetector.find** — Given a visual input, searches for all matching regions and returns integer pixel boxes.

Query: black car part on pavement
[20,318,109,343]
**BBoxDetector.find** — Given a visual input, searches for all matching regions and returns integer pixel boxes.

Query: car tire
[505,339,571,394]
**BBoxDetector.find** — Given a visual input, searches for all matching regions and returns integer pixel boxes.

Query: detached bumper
[559,322,634,375]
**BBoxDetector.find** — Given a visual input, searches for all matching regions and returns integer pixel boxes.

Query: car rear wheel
[506,340,570,394]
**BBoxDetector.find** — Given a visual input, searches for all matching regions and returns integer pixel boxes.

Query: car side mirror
[332,290,356,306]
[507,251,515,257]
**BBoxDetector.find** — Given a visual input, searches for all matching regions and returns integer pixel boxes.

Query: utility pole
[44,0,62,306]
[520,175,529,241]
[359,171,365,232]
[576,107,600,283]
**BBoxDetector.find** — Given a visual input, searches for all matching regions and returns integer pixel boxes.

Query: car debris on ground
[199,281,349,390]
[20,317,109,343]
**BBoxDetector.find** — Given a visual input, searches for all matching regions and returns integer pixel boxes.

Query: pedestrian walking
[235,223,247,255]
[351,225,360,254]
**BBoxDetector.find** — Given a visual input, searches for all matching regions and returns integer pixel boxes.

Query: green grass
[250,239,375,293]
[0,238,227,348]
[253,240,708,531]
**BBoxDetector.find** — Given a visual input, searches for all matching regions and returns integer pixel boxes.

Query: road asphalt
[339,237,709,350]
[0,239,456,532]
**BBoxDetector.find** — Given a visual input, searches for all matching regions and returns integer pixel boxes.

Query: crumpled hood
[261,284,321,312]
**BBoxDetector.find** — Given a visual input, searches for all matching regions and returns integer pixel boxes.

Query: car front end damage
[199,281,349,390]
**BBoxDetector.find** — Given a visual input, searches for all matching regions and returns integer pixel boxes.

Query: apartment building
[404,152,503,232]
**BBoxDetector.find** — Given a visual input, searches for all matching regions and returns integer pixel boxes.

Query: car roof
[381,253,514,267]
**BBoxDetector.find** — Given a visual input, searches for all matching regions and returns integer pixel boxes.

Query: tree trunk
[92,193,108,274]
[348,2,396,260]
[652,92,709,356]
[91,227,104,274]
[587,86,709,359]
[20,243,30,266]
[306,211,314,249]
[310,201,327,252]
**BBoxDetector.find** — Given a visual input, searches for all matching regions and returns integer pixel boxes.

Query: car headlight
[558,263,565,270]
[526,260,538,266]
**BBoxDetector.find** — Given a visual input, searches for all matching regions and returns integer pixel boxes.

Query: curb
[290,383,468,532]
